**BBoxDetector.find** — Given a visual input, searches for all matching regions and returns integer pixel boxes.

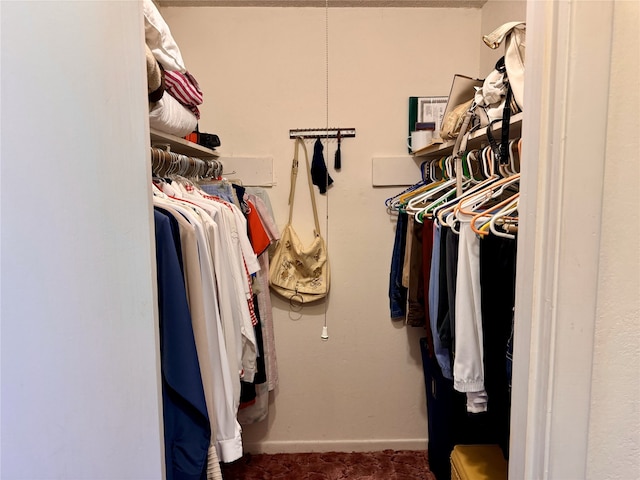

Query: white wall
[1,1,637,476]
[479,0,526,75]
[587,1,640,478]
[161,5,482,453]
[0,2,163,478]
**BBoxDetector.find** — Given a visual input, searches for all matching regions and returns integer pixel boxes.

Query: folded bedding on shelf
[143,0,205,139]
[149,93,197,138]
[143,0,186,73]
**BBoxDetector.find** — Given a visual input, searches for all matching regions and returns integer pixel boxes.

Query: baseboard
[243,438,428,454]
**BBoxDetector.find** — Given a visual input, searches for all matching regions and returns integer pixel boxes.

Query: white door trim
[509,1,615,478]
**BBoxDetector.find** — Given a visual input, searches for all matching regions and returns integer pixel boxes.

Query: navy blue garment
[311,138,333,194]
[389,211,409,319]
[158,207,185,275]
[154,209,210,480]
[231,183,249,214]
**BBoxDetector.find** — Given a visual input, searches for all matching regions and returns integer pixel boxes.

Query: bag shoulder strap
[288,137,321,236]
[485,58,512,165]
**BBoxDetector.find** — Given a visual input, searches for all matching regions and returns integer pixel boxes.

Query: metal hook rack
[289,127,356,139]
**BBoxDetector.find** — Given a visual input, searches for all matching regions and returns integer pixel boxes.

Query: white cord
[322,0,330,340]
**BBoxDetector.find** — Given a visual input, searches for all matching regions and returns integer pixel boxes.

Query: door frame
[509,1,615,478]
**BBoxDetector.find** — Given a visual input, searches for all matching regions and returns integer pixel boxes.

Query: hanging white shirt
[453,221,488,413]
[177,183,258,384]
[153,186,244,462]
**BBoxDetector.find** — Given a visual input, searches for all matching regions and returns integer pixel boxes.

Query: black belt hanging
[486,57,512,166]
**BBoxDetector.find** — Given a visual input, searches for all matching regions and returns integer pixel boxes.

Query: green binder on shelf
[408,95,448,153]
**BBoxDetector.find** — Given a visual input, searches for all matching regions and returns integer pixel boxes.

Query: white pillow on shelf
[149,94,198,138]
[143,0,186,73]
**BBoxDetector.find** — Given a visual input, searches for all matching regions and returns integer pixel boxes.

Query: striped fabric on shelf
[165,70,203,119]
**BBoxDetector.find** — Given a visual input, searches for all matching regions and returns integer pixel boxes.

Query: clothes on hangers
[454,223,487,411]
[154,209,213,480]
[192,181,281,393]
[406,216,427,327]
[238,189,280,425]
[156,201,225,479]
[239,294,267,408]
[200,181,236,204]
[154,187,246,464]
[387,140,521,462]
[428,222,453,380]
[152,175,280,469]
[245,190,280,393]
[479,234,517,457]
[438,226,459,352]
[421,218,436,349]
[389,211,409,320]
[200,185,282,425]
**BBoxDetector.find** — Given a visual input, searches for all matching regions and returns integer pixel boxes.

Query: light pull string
[322,0,330,340]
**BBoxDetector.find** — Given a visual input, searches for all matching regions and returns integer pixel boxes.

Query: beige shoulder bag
[269,138,330,304]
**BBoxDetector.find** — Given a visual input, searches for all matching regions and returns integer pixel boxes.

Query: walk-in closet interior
[1,1,637,479]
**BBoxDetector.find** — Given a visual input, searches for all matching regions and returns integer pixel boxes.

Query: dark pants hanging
[422,232,517,478]
[389,212,409,319]
[479,235,517,458]
[436,227,459,354]
[421,338,497,480]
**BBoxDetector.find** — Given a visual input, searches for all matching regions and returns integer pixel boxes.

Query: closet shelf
[412,112,523,158]
[150,128,219,159]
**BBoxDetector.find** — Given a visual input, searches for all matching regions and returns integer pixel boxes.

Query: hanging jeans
[389,211,409,319]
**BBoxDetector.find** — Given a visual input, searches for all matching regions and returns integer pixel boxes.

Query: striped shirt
[165,70,203,119]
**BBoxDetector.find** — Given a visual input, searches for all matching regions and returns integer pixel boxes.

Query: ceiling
[156,0,487,7]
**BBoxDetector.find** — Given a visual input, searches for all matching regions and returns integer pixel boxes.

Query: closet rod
[151,147,223,179]
[289,127,356,139]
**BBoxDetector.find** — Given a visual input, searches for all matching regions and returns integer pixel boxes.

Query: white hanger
[466,150,482,183]
[405,177,458,213]
[444,210,461,234]
[414,177,475,223]
[432,171,502,227]
[456,173,520,217]
[481,147,494,179]
[490,199,519,239]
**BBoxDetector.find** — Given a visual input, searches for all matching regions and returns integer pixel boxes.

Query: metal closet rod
[150,147,223,178]
[289,127,356,139]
